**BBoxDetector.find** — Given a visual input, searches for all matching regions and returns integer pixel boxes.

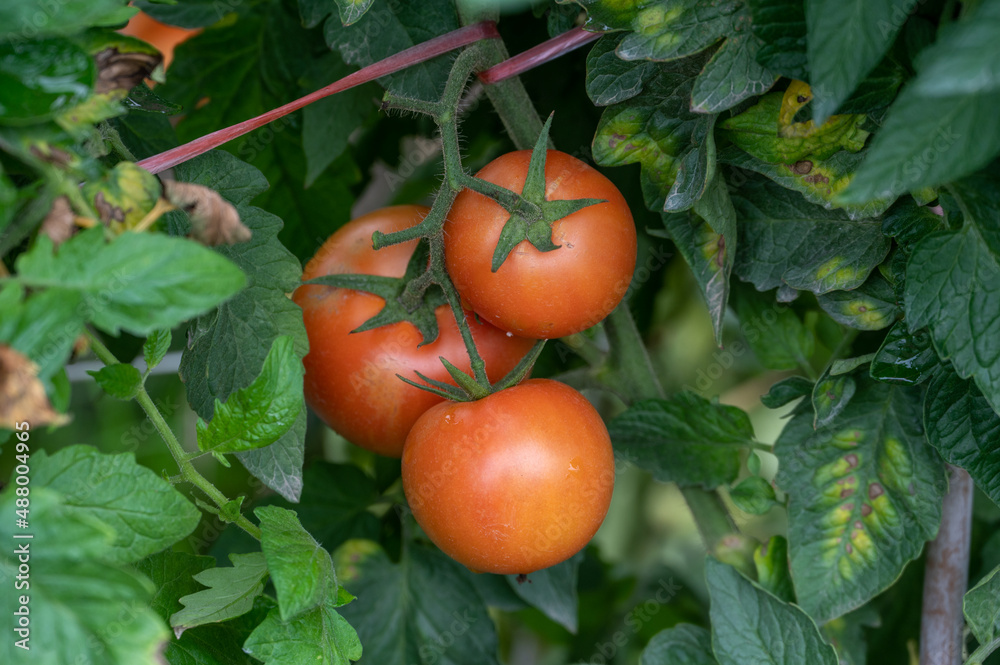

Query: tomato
[118,12,200,71]
[292,205,534,458]
[443,150,637,339]
[401,379,615,574]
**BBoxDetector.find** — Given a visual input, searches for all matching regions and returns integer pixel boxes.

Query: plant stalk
[920,464,973,665]
[84,331,262,541]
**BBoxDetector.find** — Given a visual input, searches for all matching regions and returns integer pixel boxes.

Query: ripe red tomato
[443,150,637,339]
[401,379,615,574]
[292,205,535,458]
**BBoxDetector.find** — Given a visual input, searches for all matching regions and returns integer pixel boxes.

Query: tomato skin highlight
[444,150,637,339]
[401,379,615,574]
[293,205,534,458]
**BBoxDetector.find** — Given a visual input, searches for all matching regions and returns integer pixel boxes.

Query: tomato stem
[83,329,263,542]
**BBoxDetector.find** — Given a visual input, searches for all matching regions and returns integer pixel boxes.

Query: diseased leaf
[608,393,753,489]
[196,336,304,455]
[924,370,1000,508]
[732,176,890,294]
[811,366,856,429]
[775,377,947,623]
[14,228,246,336]
[257,506,337,622]
[706,557,838,665]
[337,541,500,665]
[661,172,735,343]
[804,0,903,123]
[590,38,716,212]
[31,445,201,565]
[640,623,717,665]
[816,272,899,331]
[171,552,269,633]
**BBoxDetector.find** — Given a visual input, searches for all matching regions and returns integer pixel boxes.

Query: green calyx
[476,114,606,272]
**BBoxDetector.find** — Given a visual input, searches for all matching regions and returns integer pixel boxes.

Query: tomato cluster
[295,150,634,573]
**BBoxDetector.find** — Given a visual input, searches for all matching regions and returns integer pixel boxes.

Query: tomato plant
[294,205,534,457]
[444,149,637,338]
[402,378,615,574]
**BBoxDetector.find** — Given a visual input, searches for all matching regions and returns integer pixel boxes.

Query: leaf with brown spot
[0,346,69,428]
[39,196,76,247]
[164,180,252,246]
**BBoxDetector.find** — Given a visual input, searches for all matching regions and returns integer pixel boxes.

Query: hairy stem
[84,331,262,541]
[920,465,973,665]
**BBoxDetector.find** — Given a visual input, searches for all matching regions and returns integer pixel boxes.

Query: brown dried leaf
[163,180,252,246]
[0,346,70,428]
[95,48,162,95]
[39,196,76,247]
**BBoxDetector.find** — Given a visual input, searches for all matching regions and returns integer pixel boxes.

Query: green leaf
[910,0,1000,98]
[0,284,85,385]
[174,151,308,501]
[640,623,717,665]
[747,0,807,80]
[257,505,336,622]
[574,0,739,63]
[15,228,246,336]
[706,557,838,665]
[822,605,880,665]
[171,552,269,633]
[607,392,754,489]
[965,564,1000,646]
[804,0,902,123]
[761,376,813,409]
[753,536,795,603]
[0,39,95,124]
[506,554,581,633]
[243,592,362,665]
[135,550,271,665]
[585,34,659,106]
[196,336,304,455]
[816,272,899,331]
[323,0,458,101]
[924,370,1000,509]
[730,476,777,515]
[88,363,143,400]
[870,321,939,385]
[903,177,1000,415]
[135,0,241,29]
[719,145,894,221]
[732,176,890,294]
[841,4,1000,202]
[144,328,172,372]
[720,91,869,164]
[0,1,136,40]
[590,36,716,212]
[282,462,381,552]
[775,378,947,623]
[32,445,201,565]
[0,488,168,665]
[337,541,501,665]
[734,285,814,371]
[333,0,375,25]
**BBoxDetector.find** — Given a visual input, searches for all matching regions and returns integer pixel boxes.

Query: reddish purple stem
[137,21,500,174]
[477,26,600,85]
